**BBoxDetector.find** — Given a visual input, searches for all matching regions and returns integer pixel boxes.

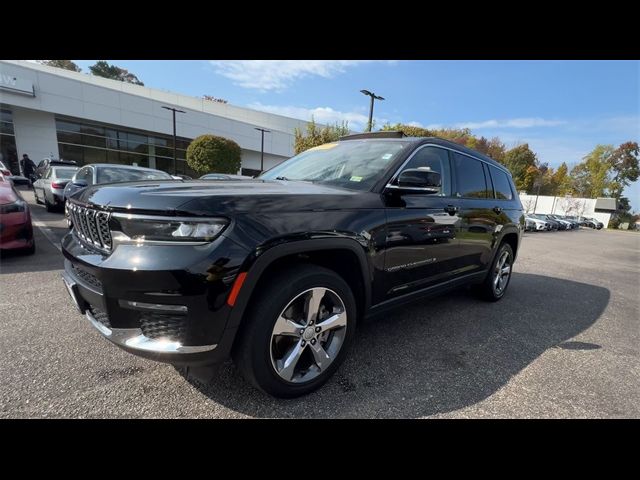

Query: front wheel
[234,265,356,398]
[478,242,514,302]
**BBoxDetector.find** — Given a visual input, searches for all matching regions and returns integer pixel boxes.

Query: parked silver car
[33,165,79,212]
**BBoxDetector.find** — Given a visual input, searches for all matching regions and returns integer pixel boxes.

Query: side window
[453,152,489,198]
[488,165,514,200]
[394,146,451,196]
[76,167,93,184]
[44,168,52,179]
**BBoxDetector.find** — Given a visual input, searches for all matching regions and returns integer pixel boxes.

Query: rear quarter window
[488,165,514,200]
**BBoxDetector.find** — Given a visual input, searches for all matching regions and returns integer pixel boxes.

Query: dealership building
[0,60,312,178]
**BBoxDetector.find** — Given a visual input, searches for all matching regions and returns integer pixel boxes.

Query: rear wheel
[234,265,356,398]
[478,242,514,302]
[44,194,55,212]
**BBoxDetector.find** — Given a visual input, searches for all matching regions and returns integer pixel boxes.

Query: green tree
[571,145,615,198]
[550,162,573,195]
[485,137,507,163]
[38,60,81,72]
[608,141,639,198]
[186,134,241,174]
[89,61,144,85]
[381,123,435,137]
[294,117,350,154]
[502,144,538,192]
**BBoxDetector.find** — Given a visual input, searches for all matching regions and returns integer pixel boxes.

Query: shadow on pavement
[184,272,610,418]
[0,227,64,275]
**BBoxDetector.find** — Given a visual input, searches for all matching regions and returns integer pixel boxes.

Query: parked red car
[0,176,35,254]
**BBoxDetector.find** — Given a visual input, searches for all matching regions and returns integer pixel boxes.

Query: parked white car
[525,215,550,231]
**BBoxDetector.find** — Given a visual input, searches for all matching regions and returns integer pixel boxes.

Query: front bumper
[61,230,249,366]
[0,211,34,250]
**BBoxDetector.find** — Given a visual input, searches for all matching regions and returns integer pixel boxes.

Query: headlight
[112,214,228,243]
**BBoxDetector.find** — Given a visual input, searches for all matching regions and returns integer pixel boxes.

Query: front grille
[139,313,187,343]
[70,263,102,290]
[90,306,111,328]
[68,203,112,252]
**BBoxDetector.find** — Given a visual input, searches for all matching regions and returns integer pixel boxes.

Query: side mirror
[72,180,88,188]
[396,168,441,193]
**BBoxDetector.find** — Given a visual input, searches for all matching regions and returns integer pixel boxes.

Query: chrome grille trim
[69,203,112,253]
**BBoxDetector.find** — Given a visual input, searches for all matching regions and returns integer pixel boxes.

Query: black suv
[61,133,524,397]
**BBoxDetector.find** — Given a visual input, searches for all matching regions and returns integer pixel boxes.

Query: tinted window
[75,167,93,184]
[488,165,513,200]
[53,167,77,180]
[453,153,489,198]
[394,146,451,196]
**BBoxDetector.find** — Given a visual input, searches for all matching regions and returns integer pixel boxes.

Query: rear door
[453,152,498,274]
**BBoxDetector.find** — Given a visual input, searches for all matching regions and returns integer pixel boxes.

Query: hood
[70,179,381,215]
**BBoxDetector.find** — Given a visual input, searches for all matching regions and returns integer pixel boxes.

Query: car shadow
[182,272,610,418]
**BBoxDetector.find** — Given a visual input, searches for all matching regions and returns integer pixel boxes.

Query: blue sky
[73,60,640,209]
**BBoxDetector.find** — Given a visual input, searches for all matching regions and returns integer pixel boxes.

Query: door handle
[493,206,502,214]
[444,205,459,216]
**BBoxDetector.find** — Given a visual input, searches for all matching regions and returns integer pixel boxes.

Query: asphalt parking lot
[1,187,638,418]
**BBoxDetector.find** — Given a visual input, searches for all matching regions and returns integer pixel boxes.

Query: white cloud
[247,102,386,130]
[455,118,566,129]
[209,60,382,91]
[383,118,566,131]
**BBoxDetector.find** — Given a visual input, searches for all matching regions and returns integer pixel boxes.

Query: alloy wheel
[269,287,347,384]
[493,250,512,296]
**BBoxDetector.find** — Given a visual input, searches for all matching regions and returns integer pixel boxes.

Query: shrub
[186,134,241,174]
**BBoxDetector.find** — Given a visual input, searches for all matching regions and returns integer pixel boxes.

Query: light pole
[360,89,384,132]
[161,106,186,175]
[254,127,270,173]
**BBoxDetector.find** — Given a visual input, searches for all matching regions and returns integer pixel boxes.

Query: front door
[383,145,461,299]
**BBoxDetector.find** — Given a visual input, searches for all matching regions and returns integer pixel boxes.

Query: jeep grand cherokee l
[61,133,524,398]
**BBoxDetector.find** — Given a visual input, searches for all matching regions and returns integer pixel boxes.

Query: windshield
[260,140,409,191]
[53,167,78,179]
[97,167,172,184]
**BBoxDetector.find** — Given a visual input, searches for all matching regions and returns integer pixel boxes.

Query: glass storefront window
[59,144,84,164]
[56,120,81,132]
[0,121,14,135]
[83,147,107,164]
[82,133,106,148]
[55,115,191,174]
[81,124,105,136]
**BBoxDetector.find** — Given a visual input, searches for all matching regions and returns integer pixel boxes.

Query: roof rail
[339,131,406,141]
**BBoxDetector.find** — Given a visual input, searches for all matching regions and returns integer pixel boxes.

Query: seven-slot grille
[69,203,112,252]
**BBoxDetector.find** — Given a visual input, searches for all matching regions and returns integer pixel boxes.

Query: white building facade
[0,60,312,177]
[519,193,616,227]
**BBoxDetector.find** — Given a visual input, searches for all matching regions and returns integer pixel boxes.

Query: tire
[22,242,35,255]
[478,242,514,302]
[45,195,54,212]
[233,264,357,398]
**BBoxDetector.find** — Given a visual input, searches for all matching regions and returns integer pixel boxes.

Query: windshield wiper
[275,176,290,181]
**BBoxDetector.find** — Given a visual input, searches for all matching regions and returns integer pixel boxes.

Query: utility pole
[254,127,270,173]
[161,106,186,175]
